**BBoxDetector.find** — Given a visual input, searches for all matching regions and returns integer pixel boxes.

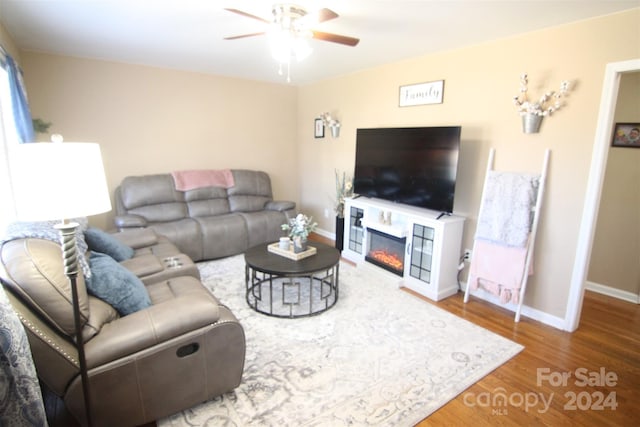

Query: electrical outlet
[463,249,472,262]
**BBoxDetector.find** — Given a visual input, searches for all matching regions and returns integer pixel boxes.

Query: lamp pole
[56,221,93,427]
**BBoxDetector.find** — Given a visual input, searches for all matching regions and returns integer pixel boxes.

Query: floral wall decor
[320,112,341,138]
[513,73,572,133]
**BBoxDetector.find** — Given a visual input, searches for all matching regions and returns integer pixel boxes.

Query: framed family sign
[399,80,444,107]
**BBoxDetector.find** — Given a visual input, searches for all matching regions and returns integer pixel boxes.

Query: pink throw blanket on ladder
[171,169,235,191]
[468,239,533,304]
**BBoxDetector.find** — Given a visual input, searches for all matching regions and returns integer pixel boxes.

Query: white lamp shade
[10,143,112,221]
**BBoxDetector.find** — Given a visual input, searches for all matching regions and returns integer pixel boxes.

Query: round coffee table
[244,242,340,318]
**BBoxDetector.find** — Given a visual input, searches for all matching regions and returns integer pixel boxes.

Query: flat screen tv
[353,126,461,213]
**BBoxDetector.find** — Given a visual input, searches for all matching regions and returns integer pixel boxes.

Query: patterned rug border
[160,255,524,426]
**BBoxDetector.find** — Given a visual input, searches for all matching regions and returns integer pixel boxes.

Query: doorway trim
[565,58,640,332]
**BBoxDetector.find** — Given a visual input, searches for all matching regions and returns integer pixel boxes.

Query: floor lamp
[10,141,112,427]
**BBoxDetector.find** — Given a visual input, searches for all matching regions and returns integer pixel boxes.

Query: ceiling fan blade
[298,7,338,27]
[316,8,339,23]
[312,31,360,47]
[224,32,266,40]
[224,8,270,23]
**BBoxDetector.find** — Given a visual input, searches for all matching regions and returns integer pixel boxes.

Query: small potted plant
[513,73,571,133]
[32,118,52,136]
[282,213,318,253]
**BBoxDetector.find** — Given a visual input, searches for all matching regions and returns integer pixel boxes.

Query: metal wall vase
[522,113,543,134]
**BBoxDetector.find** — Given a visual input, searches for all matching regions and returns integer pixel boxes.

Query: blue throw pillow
[88,252,151,316]
[85,227,134,262]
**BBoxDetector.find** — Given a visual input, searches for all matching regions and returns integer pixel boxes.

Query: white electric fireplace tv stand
[342,197,465,301]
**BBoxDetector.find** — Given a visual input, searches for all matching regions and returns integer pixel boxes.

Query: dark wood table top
[244,242,340,275]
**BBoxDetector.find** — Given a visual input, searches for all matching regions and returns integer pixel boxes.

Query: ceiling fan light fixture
[268,28,312,63]
[225,4,358,81]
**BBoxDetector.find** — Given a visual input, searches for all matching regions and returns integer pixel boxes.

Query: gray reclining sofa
[0,227,246,426]
[114,169,296,261]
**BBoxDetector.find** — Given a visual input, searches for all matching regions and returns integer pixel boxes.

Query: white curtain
[0,52,20,234]
[0,49,48,426]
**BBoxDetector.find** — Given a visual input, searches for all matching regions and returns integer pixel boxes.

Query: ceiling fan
[224,4,360,47]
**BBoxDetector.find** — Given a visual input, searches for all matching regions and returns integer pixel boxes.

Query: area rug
[159,255,523,426]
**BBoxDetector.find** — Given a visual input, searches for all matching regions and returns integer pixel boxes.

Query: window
[0,61,20,231]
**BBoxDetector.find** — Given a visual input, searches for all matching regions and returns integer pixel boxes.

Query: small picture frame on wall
[315,118,325,138]
[611,122,640,148]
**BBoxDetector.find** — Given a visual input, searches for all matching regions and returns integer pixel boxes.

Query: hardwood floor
[413,290,639,426]
[313,234,640,426]
[48,235,639,426]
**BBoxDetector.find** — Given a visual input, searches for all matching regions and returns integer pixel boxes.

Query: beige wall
[297,9,640,320]
[7,9,640,323]
[0,22,20,61]
[588,72,640,295]
[20,53,299,230]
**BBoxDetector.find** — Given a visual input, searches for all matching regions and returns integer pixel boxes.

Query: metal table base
[245,264,339,318]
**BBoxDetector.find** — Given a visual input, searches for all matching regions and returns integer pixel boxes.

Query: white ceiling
[1,0,638,85]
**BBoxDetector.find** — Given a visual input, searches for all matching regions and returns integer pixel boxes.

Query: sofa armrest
[110,228,159,249]
[85,294,220,367]
[265,200,296,212]
[119,254,164,277]
[114,214,148,229]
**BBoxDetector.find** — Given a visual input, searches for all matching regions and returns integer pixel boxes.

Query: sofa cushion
[85,227,134,261]
[147,219,204,261]
[227,170,273,198]
[84,296,119,339]
[227,170,273,212]
[119,254,164,278]
[120,174,188,222]
[185,187,231,217]
[195,214,248,260]
[88,252,151,316]
[0,238,91,338]
[239,211,290,247]
[119,174,183,210]
[129,203,189,223]
[183,185,229,201]
[4,218,92,279]
[228,195,270,213]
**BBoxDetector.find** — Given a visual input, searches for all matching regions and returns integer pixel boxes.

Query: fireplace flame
[369,250,404,271]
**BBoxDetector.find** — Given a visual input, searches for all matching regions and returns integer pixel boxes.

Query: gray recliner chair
[0,233,245,426]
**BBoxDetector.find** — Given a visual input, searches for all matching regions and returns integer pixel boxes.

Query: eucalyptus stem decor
[282,214,318,253]
[513,73,571,133]
[334,169,353,219]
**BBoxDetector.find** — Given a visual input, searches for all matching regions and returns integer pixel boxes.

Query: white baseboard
[585,281,639,304]
[462,282,566,330]
[319,228,569,329]
[314,227,335,241]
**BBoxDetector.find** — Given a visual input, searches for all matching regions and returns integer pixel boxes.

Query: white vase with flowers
[281,214,318,253]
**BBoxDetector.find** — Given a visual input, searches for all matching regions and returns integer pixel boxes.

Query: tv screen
[353,126,461,213]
